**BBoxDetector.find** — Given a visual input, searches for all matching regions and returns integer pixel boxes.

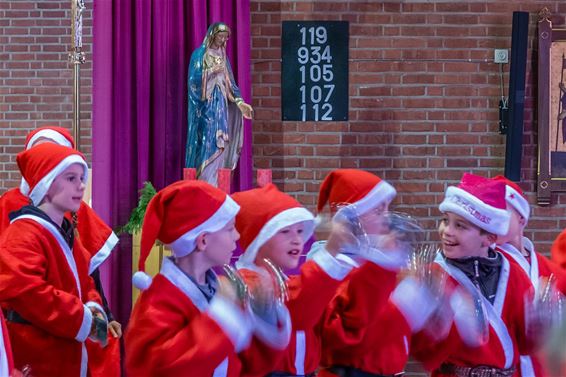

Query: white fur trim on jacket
[76,305,93,342]
[311,247,353,280]
[89,231,119,274]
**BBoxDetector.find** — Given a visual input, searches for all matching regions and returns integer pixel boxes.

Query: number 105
[299,64,333,83]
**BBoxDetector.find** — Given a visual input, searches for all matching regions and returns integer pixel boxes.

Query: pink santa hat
[439,173,510,235]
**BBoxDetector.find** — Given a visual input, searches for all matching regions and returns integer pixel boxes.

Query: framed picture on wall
[537,9,566,204]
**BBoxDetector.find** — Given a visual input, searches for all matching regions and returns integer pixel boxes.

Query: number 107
[300,84,335,104]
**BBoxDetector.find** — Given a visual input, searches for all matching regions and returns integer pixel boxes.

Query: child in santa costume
[0,143,107,377]
[231,183,355,377]
[316,169,440,377]
[410,173,536,377]
[0,126,121,376]
[125,180,286,377]
[493,175,566,377]
[0,126,119,277]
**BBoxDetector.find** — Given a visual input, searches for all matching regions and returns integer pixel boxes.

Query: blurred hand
[217,275,240,305]
[325,221,358,257]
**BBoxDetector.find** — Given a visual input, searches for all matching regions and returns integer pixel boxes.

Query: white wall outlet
[494,49,509,64]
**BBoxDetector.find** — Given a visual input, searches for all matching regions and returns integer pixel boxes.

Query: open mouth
[287,249,301,256]
[442,239,458,247]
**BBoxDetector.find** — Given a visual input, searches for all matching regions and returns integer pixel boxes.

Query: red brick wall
[0,0,92,192]
[251,0,566,254]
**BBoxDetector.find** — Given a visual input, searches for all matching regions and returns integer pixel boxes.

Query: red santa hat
[133,180,240,290]
[439,173,510,235]
[317,169,396,216]
[16,143,88,206]
[20,126,76,196]
[492,175,530,223]
[24,126,75,150]
[231,184,315,266]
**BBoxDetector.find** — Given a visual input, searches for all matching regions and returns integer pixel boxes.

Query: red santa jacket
[0,212,104,377]
[498,238,566,377]
[411,254,533,377]
[551,228,566,270]
[0,187,118,272]
[237,243,353,376]
[125,258,254,377]
[318,256,416,376]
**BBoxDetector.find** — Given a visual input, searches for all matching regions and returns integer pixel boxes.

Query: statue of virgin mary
[185,22,253,186]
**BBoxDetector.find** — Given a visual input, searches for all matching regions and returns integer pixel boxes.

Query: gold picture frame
[537,8,566,204]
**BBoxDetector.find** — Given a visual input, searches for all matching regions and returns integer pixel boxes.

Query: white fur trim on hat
[238,207,315,265]
[348,180,396,216]
[26,129,73,150]
[505,185,530,222]
[168,195,240,258]
[29,155,89,206]
[439,186,510,236]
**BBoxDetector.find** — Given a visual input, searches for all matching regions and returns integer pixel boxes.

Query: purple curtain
[92,0,251,325]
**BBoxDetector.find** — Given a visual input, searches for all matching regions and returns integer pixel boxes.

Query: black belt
[437,364,516,377]
[4,310,31,325]
[266,373,315,377]
[326,365,404,377]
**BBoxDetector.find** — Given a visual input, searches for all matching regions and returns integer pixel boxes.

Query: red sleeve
[74,201,117,264]
[319,262,398,350]
[537,253,566,295]
[0,189,28,236]
[410,327,458,371]
[0,222,91,340]
[236,269,288,376]
[285,260,343,330]
[125,286,236,376]
[551,229,566,270]
[238,337,285,377]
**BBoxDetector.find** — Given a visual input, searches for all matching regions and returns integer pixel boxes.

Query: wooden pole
[70,0,86,150]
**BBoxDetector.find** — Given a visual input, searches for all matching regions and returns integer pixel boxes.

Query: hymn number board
[282,21,349,121]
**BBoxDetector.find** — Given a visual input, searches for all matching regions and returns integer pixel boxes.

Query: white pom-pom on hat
[132,271,153,291]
